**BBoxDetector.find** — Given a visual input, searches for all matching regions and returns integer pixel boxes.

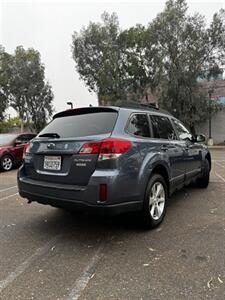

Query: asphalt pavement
[0,150,225,300]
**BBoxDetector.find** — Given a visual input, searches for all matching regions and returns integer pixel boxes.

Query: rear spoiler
[53,106,119,119]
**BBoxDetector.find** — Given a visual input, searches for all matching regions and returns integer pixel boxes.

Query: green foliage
[72,1,225,132]
[72,12,125,103]
[0,46,54,132]
[0,117,22,133]
[0,46,12,119]
[150,0,225,131]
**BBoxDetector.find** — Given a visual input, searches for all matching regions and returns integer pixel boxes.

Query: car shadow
[23,183,206,244]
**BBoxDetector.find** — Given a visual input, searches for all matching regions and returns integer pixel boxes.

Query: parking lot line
[215,172,225,183]
[0,193,19,202]
[0,235,61,294]
[212,160,225,162]
[214,162,225,169]
[67,242,105,300]
[0,186,17,193]
[67,244,104,300]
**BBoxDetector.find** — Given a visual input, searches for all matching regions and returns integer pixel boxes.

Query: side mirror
[196,134,206,143]
[180,133,194,142]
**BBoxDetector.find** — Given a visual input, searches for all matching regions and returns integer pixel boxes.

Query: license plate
[43,156,61,171]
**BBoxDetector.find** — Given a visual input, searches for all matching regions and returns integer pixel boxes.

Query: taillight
[78,142,101,154]
[25,144,31,153]
[78,138,132,160]
[23,144,31,159]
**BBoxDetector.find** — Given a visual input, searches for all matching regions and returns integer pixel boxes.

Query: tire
[0,155,14,171]
[141,174,168,229]
[196,159,210,188]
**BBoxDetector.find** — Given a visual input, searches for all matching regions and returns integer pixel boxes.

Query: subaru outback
[18,104,211,228]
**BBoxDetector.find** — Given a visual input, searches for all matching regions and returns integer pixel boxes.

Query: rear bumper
[18,189,142,215]
[17,168,142,215]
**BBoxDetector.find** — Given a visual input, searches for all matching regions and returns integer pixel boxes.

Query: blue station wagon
[18,103,211,228]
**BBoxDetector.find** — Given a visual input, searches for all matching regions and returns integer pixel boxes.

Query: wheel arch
[1,152,15,161]
[151,164,170,194]
[205,152,211,171]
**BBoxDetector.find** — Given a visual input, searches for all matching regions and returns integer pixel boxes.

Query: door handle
[160,145,168,151]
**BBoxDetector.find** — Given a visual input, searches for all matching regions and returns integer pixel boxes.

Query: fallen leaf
[218,276,223,284]
[207,278,213,289]
[148,247,156,252]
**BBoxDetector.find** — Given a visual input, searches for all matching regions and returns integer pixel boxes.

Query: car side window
[17,134,35,144]
[127,114,150,138]
[172,119,192,141]
[150,115,176,140]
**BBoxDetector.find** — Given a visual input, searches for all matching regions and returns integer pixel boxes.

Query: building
[142,79,225,144]
[196,79,225,144]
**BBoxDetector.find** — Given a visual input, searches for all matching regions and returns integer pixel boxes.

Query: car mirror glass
[196,134,206,143]
[180,133,193,142]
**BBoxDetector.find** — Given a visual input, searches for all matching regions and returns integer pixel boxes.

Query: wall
[196,109,225,144]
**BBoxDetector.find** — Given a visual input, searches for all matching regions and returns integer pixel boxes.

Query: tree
[72,12,127,104]
[0,117,22,133]
[0,46,11,120]
[118,25,163,101]
[72,2,225,132]
[72,13,160,104]
[0,46,54,132]
[149,0,225,132]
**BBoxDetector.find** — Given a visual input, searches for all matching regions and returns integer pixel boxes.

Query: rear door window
[150,115,177,140]
[126,114,150,137]
[38,112,118,138]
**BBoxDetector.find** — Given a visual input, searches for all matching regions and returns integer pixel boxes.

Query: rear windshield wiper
[39,133,60,138]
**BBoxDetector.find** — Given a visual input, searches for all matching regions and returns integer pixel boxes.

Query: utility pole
[208,89,214,146]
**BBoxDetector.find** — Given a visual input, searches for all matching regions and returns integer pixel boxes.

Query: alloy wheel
[2,157,13,171]
[149,182,165,220]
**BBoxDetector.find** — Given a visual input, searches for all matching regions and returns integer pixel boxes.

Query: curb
[208,146,225,149]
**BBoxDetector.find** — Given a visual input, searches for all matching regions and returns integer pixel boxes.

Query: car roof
[53,104,172,119]
[108,105,171,117]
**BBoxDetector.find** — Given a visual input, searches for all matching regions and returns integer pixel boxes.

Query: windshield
[38,112,118,138]
[0,134,17,145]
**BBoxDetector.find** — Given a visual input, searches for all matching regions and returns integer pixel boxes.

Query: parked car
[18,104,211,228]
[0,133,36,171]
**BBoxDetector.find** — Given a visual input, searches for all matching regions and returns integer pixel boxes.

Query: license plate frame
[43,156,62,171]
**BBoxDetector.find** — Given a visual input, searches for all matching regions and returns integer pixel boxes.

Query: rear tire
[141,174,168,229]
[196,159,210,188]
[0,155,14,171]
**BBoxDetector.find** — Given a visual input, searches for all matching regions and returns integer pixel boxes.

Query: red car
[0,133,36,171]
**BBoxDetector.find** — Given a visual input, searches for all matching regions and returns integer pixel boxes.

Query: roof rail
[113,101,159,111]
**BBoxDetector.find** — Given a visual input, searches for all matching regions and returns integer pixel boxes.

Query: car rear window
[38,112,118,138]
[0,134,17,145]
